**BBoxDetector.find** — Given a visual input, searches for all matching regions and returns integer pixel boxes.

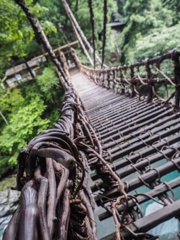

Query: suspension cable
[16,0,69,89]
[88,0,96,68]
[62,0,102,65]
[75,0,78,11]
[71,17,94,66]
[101,0,107,69]
[62,1,93,66]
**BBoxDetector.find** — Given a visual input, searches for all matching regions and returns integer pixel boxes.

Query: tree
[0,96,49,177]
[118,0,180,63]
[0,64,63,177]
[0,0,58,77]
[129,24,180,62]
[162,0,180,21]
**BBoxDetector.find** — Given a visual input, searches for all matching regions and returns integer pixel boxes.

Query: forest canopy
[0,0,179,74]
[0,0,179,177]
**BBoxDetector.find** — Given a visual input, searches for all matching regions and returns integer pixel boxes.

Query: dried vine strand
[15,0,69,89]
[80,142,127,197]
[154,66,176,86]
[101,0,107,68]
[63,0,94,66]
[62,0,102,65]
[88,0,96,68]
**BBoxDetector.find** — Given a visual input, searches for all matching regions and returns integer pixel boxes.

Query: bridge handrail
[72,48,180,109]
[3,85,98,240]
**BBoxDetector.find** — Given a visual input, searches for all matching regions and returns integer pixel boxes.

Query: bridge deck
[71,71,180,239]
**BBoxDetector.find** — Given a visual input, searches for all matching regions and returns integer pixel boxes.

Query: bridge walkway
[71,70,180,239]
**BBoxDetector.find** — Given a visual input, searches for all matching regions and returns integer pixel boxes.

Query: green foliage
[41,20,57,35]
[162,0,180,21]
[37,0,69,47]
[0,157,13,179]
[0,1,33,57]
[1,97,48,152]
[0,88,24,114]
[48,108,60,125]
[36,66,59,102]
[0,96,49,166]
[103,27,122,64]
[117,0,180,64]
[72,0,118,63]
[0,0,59,77]
[0,65,63,177]
[124,0,149,15]
[128,24,180,62]
[30,2,49,18]
[75,49,92,66]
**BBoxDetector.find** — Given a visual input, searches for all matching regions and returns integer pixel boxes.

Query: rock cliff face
[0,176,20,239]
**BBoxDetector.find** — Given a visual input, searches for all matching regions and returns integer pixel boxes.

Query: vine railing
[72,48,180,109]
[3,84,98,240]
[3,1,99,239]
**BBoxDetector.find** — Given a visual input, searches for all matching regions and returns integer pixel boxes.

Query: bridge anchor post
[173,50,180,109]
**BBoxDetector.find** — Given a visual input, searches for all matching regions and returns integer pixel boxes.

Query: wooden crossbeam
[32,40,79,60]
[99,177,180,220]
[121,199,180,237]
[94,157,180,205]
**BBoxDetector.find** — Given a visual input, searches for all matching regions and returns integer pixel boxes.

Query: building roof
[107,21,126,31]
[5,56,46,77]
[108,22,125,27]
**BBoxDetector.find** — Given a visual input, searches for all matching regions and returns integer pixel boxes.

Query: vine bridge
[3,1,180,240]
